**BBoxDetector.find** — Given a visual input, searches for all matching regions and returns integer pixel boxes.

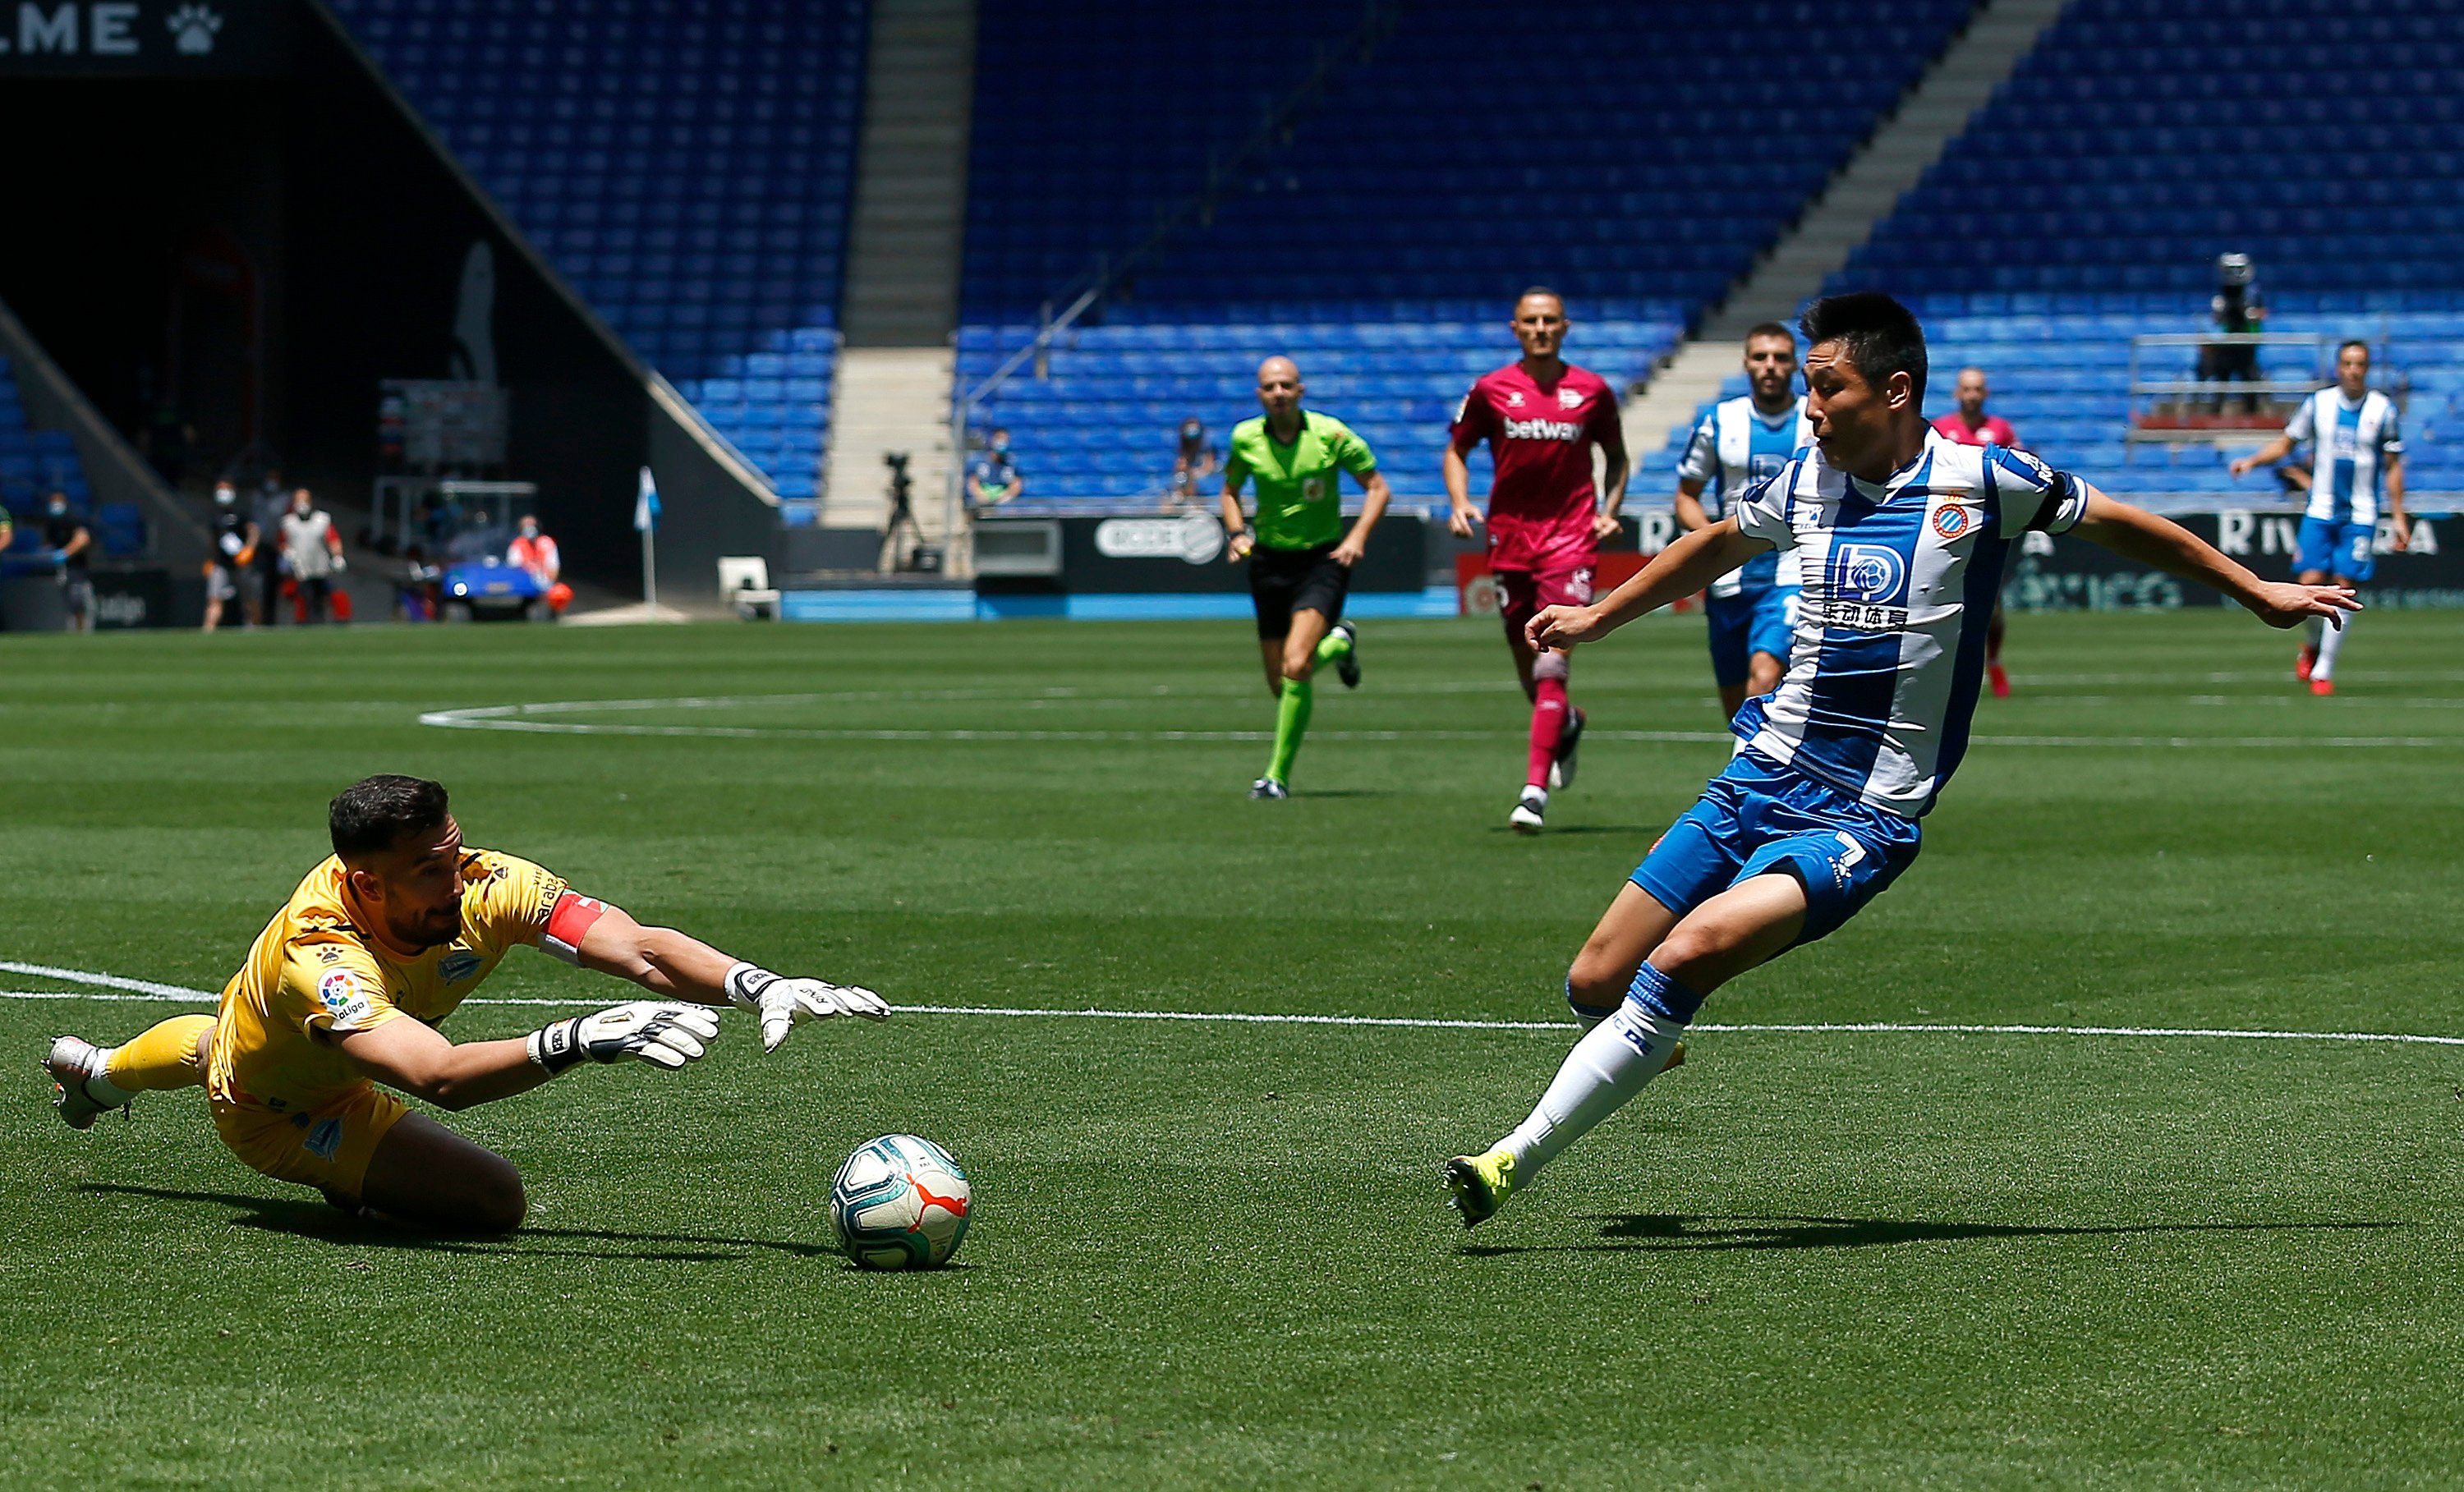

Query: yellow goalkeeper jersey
[205,850,567,1118]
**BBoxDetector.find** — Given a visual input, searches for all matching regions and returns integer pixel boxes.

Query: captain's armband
[542,892,614,965]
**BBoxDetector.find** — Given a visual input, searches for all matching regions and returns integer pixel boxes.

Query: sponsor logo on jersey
[438,949,483,985]
[304,1118,344,1160]
[1503,416,1583,441]
[1931,503,1973,539]
[1833,543,1909,603]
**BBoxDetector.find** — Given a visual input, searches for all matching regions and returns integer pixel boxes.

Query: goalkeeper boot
[1331,620,1362,690]
[1249,778,1289,800]
[1547,707,1587,790]
[45,1035,124,1132]
[1509,787,1547,834]
[1441,1146,1519,1229]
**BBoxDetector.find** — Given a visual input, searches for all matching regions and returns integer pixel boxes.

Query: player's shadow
[1483,824,1655,837]
[1459,1212,2401,1257]
[77,1182,840,1261]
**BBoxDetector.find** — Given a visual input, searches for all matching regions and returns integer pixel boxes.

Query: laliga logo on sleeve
[1833,544,1908,603]
[318,970,362,1015]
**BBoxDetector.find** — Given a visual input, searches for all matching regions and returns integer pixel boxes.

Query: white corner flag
[635,466,662,532]
[636,465,661,608]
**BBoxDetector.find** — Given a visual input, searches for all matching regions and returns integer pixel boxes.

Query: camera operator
[2200,253,2267,415]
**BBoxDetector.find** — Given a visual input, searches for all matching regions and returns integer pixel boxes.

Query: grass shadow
[1460,1212,2404,1258]
[79,1182,840,1260]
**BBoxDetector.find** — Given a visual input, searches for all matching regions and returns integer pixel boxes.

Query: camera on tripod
[880,449,940,573]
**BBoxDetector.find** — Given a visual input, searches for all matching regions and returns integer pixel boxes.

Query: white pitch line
[7,964,2463,1047]
[415,703,2458,751]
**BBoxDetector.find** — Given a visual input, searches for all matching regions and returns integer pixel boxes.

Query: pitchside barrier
[1449,507,2459,616]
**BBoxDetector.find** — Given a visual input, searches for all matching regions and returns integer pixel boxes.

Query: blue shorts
[2296,516,2376,582]
[1704,585,1798,688]
[1631,748,1923,948]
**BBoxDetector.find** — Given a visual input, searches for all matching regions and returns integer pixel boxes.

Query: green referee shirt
[1225,411,1378,551]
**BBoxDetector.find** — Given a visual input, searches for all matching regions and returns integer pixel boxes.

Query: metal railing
[942,0,1407,528]
[2124,331,2402,444]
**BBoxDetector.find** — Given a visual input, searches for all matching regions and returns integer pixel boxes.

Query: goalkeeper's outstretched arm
[565,898,890,1051]
[330,999,720,1110]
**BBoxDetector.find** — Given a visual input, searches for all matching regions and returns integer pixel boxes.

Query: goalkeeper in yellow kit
[43,774,888,1233]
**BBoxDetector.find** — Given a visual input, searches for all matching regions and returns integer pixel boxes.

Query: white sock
[1521,786,1548,806]
[1500,999,1686,1178]
[2316,615,2350,681]
[2305,615,2325,650]
[81,1048,136,1106]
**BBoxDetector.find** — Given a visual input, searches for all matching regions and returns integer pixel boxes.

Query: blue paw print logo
[167,4,221,54]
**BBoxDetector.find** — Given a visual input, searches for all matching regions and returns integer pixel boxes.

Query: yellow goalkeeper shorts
[210,1084,408,1200]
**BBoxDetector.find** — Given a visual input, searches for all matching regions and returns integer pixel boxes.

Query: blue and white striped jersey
[1676,395,1813,596]
[1730,430,2090,817]
[2282,388,2402,526]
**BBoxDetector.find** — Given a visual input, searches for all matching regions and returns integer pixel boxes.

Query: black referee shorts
[1248,543,1349,640]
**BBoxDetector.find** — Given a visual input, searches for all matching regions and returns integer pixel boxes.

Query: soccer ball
[829,1134,972,1269]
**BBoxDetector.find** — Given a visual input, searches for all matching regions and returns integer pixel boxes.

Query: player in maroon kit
[1444,287,1630,833]
[1929,366,2021,697]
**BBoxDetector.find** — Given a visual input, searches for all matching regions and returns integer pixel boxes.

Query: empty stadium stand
[960,0,1979,503]
[327,0,866,507]
[0,358,99,572]
[1732,0,2464,501]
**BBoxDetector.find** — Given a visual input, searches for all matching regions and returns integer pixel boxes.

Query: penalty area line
[4,963,2463,1047]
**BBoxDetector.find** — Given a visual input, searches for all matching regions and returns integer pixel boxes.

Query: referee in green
[1220,355,1392,799]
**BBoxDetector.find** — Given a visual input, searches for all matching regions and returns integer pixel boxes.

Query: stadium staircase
[821,0,977,562]
[1838,0,2464,501]
[327,0,867,513]
[1620,0,2070,471]
[957,0,1979,507]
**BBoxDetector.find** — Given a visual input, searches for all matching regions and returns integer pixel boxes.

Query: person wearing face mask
[279,488,346,625]
[506,514,572,617]
[42,490,94,633]
[1170,417,1218,510]
[204,480,260,633]
[965,428,1023,512]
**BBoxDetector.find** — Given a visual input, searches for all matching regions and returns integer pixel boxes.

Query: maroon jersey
[1931,411,2022,449]
[1450,361,1622,572]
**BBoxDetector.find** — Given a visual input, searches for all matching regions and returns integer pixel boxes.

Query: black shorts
[1248,544,1349,639]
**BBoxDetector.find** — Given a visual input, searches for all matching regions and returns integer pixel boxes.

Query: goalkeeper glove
[724,962,890,1052]
[527,1001,720,1075]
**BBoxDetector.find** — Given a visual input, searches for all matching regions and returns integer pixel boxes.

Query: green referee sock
[1266,676,1313,785]
[1314,630,1352,664]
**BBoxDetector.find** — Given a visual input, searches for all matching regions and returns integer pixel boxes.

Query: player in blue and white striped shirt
[1443,294,2359,1228]
[2229,340,2410,695]
[1674,324,1814,718]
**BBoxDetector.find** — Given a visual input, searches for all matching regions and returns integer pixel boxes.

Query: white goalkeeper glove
[724,962,890,1052]
[527,1001,720,1075]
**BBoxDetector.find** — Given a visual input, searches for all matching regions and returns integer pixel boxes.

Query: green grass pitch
[2,610,2459,1490]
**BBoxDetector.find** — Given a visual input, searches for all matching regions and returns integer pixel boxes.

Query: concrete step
[1625,0,2075,457]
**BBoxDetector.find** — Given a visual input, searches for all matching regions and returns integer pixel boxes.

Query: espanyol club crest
[1931,504,1973,540]
[1558,388,1585,409]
